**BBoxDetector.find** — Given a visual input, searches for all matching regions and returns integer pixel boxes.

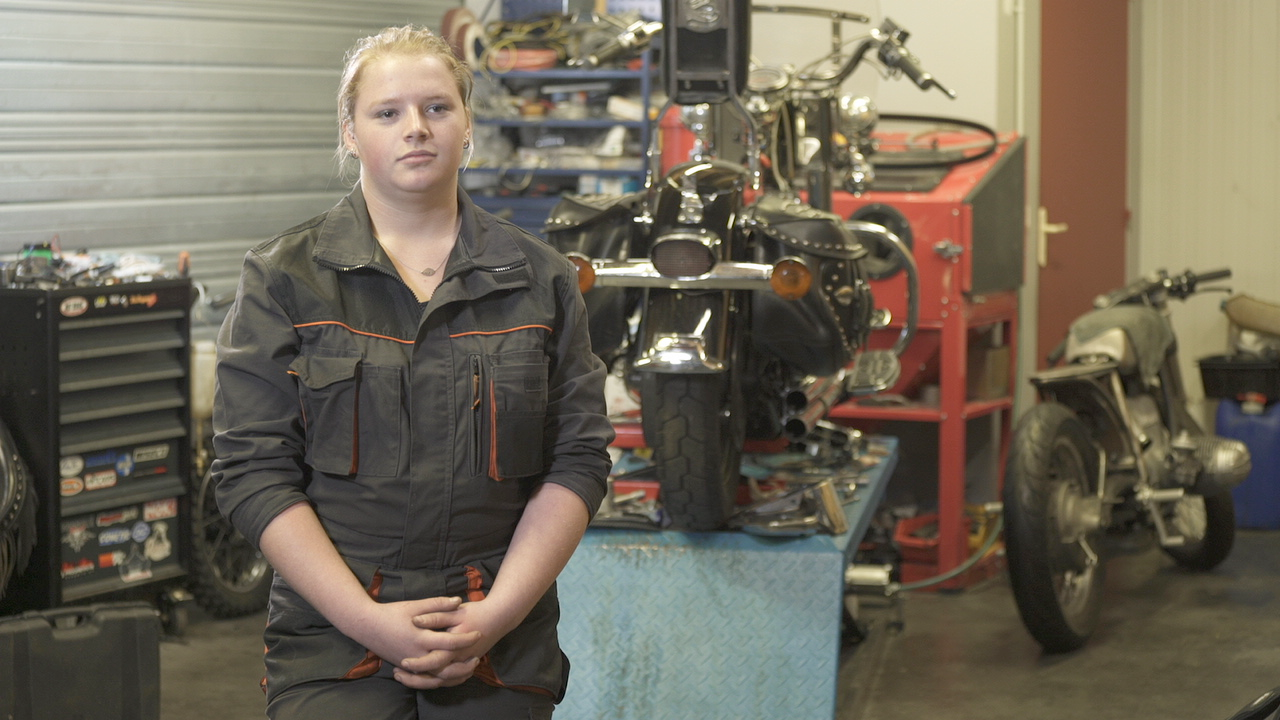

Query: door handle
[1037,206,1069,268]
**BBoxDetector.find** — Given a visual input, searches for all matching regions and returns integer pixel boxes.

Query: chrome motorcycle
[544,5,953,530]
[1005,268,1250,652]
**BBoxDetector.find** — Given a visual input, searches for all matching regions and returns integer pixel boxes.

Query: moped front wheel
[1004,402,1106,653]
[641,372,745,532]
[187,466,272,617]
[1162,489,1235,571]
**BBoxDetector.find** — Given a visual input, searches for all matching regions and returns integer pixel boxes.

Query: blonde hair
[335,25,474,178]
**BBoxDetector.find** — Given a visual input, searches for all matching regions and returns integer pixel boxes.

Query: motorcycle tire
[187,466,272,618]
[641,372,745,532]
[1003,402,1106,653]
[0,418,37,602]
[1162,488,1236,571]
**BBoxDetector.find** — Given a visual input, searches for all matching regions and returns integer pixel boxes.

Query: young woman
[211,25,614,719]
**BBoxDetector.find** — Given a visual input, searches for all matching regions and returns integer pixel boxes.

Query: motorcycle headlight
[838,95,878,137]
[652,234,717,278]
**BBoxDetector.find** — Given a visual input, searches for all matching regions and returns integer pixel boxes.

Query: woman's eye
[377,109,396,119]
[427,104,449,114]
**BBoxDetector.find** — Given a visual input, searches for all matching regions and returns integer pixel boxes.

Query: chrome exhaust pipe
[783,374,845,440]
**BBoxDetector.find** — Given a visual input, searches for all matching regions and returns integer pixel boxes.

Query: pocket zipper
[470,355,482,477]
[349,360,362,475]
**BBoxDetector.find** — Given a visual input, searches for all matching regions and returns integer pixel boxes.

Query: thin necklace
[419,252,448,277]
[378,215,462,279]
[381,237,453,277]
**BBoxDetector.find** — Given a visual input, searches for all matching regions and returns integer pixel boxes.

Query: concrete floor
[159,530,1280,720]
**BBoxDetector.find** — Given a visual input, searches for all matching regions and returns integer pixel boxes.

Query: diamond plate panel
[556,439,897,720]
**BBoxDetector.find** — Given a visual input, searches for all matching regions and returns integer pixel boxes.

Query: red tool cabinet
[830,134,1026,588]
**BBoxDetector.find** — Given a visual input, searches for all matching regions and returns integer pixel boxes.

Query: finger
[433,657,481,683]
[436,668,478,688]
[408,596,463,615]
[392,668,447,690]
[391,658,478,690]
[411,610,461,630]
[399,643,479,674]
[427,629,484,652]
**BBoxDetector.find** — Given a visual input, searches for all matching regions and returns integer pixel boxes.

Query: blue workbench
[556,437,898,720]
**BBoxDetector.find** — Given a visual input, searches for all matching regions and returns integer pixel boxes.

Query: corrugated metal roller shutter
[0,0,458,340]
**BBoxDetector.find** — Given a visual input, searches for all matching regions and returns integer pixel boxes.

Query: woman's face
[344,53,470,202]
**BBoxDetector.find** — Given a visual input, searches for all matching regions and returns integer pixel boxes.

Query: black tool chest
[0,279,193,613]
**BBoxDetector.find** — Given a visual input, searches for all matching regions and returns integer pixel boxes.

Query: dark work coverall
[211,184,615,718]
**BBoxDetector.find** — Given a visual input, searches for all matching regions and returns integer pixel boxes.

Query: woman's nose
[406,109,431,138]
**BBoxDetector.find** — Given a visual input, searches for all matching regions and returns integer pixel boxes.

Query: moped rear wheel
[1004,402,1105,653]
[641,372,745,531]
[1162,489,1235,571]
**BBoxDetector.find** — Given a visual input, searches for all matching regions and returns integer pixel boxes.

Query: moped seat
[1224,294,1280,337]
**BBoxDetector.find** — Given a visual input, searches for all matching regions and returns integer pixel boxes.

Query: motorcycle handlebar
[1194,268,1232,284]
[874,20,956,99]
[877,40,956,99]
[1095,267,1233,308]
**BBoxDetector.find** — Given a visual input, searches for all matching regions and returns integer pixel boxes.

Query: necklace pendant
[421,267,436,277]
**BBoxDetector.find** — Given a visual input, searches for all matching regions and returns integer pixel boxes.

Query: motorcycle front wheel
[1004,402,1106,653]
[1162,489,1236,571]
[641,372,745,532]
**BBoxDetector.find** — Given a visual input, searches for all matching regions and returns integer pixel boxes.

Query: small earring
[460,141,474,171]
[463,137,471,149]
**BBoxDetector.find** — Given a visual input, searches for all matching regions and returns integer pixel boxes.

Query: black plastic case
[0,601,161,720]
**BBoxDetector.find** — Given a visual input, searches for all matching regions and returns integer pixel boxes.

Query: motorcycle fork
[633,288,738,374]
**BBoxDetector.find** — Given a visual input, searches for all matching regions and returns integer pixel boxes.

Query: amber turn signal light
[566,253,596,294]
[770,258,811,300]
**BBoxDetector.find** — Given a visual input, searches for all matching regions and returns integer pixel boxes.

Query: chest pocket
[290,353,404,478]
[472,354,549,480]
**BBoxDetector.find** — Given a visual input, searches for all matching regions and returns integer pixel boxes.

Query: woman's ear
[342,123,358,156]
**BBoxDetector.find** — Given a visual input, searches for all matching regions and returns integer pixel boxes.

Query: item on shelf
[467,34,657,233]
[2,239,184,290]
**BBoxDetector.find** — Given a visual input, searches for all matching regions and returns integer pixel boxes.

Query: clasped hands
[357,595,508,690]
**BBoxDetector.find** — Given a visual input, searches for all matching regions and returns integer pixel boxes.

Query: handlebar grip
[876,37,955,98]
[1195,268,1232,283]
[877,40,924,83]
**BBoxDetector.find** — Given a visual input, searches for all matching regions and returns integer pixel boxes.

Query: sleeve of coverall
[538,258,616,516]
[211,249,311,549]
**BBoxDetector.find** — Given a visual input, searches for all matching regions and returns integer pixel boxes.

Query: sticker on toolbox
[99,527,132,546]
[61,477,85,497]
[60,295,89,317]
[64,523,95,552]
[93,291,160,311]
[106,546,154,584]
[84,469,118,491]
[96,507,140,527]
[60,455,85,478]
[144,497,177,521]
[61,557,95,579]
[61,497,183,589]
[133,443,170,464]
[70,442,175,481]
[144,521,173,562]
